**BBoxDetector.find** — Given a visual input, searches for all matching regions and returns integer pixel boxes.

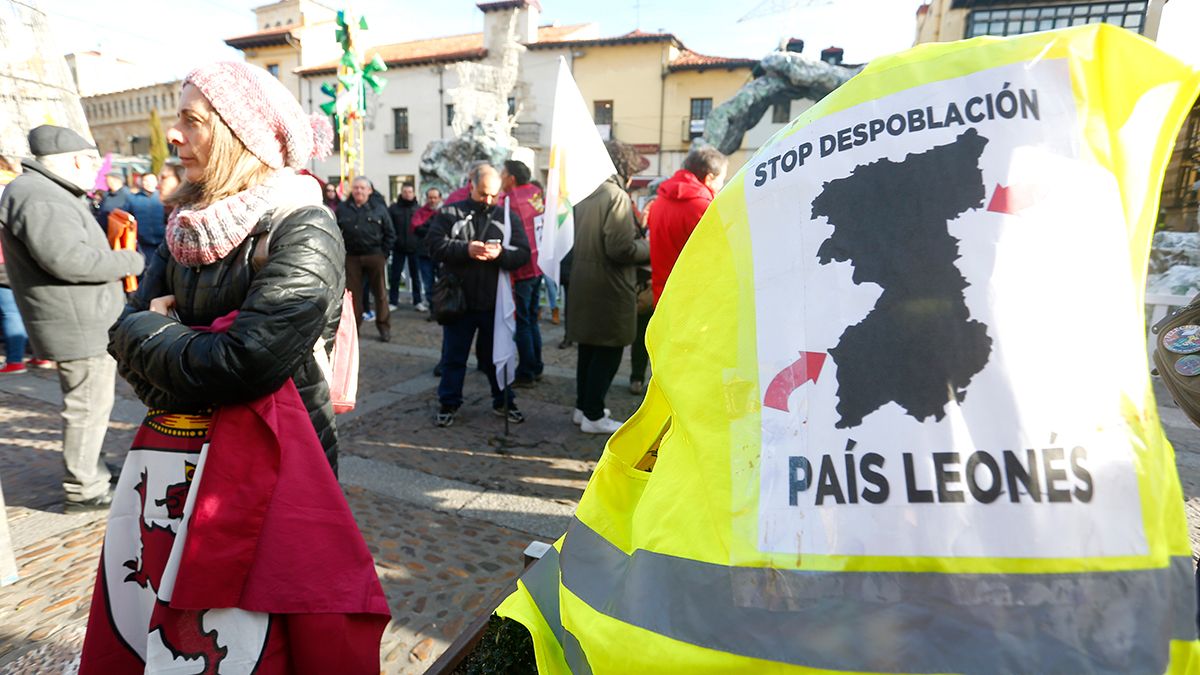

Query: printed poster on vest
[753,56,1148,559]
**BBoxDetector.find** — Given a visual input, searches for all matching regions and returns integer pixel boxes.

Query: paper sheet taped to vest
[754,57,1152,559]
[499,24,1200,675]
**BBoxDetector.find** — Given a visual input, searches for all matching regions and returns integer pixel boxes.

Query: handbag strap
[251,204,331,273]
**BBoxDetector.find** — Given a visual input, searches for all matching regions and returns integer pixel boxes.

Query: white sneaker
[363,310,376,321]
[572,408,610,425]
[415,302,429,312]
[580,414,623,435]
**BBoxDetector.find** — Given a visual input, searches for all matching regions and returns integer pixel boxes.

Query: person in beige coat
[565,141,650,434]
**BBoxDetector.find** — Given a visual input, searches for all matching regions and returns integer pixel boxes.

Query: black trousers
[630,308,652,383]
[576,343,624,421]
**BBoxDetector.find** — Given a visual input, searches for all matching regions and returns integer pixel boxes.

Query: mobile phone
[486,239,502,247]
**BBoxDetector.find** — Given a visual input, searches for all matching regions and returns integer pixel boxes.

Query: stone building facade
[81,81,180,158]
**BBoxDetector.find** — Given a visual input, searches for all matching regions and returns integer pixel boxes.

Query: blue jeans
[542,274,559,311]
[513,277,543,380]
[389,251,422,305]
[0,287,27,364]
[417,255,436,305]
[438,310,515,409]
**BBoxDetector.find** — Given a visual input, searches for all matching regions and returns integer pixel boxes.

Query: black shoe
[511,377,536,389]
[435,405,457,427]
[64,491,112,514]
[493,405,525,424]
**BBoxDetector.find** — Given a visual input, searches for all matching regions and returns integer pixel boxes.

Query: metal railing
[385,133,411,152]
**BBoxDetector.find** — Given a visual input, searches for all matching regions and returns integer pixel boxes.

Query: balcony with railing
[385,133,412,152]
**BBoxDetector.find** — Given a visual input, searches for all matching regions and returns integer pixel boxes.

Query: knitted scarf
[166,170,322,267]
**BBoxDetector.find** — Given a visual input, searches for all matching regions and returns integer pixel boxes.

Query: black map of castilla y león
[810,128,992,428]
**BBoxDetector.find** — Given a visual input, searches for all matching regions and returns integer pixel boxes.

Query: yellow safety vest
[500,24,1200,674]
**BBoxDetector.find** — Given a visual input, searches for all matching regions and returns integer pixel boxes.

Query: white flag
[537,57,617,284]
[494,200,518,391]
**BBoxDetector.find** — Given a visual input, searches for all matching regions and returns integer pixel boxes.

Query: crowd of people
[0,55,735,506]
[0,128,731,520]
[305,140,728,434]
[0,57,737,670]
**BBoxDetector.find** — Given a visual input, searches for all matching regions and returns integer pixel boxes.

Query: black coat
[337,198,394,256]
[389,197,419,255]
[108,206,346,471]
[426,198,530,312]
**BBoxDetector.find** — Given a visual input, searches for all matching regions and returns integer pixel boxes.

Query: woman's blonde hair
[165,99,275,209]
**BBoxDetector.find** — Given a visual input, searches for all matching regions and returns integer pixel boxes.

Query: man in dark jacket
[125,171,166,260]
[566,141,650,434]
[426,164,530,427]
[338,176,394,341]
[0,125,145,511]
[95,170,131,228]
[387,182,420,308]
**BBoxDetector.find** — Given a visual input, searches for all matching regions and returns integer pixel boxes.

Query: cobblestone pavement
[0,302,643,673]
[2,300,1200,673]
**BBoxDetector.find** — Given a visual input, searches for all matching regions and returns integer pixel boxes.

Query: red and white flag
[80,313,389,674]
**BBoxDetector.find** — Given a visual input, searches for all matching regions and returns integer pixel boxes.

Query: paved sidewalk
[0,306,634,673]
[1,303,1199,673]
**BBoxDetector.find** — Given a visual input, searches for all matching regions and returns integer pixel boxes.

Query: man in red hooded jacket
[648,145,728,304]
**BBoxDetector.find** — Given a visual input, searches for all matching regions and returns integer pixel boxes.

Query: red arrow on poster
[987,182,1045,215]
[763,352,827,412]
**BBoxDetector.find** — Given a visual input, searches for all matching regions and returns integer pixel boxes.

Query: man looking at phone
[426,164,531,428]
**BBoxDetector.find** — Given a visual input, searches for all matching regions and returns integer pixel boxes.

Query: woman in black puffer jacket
[111,205,344,469]
[108,61,345,472]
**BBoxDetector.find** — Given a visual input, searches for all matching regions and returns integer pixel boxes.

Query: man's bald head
[470,164,501,207]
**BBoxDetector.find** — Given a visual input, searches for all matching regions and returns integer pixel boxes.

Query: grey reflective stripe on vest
[522,547,594,674]
[559,517,1197,675]
[562,629,594,675]
[524,547,562,635]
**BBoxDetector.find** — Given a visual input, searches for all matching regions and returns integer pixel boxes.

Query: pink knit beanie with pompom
[184,61,333,170]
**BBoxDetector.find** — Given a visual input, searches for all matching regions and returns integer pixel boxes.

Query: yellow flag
[500,24,1200,674]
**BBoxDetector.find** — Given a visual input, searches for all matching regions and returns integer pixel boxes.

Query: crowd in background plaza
[0,122,730,517]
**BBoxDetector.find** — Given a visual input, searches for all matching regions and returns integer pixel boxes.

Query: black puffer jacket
[389,196,418,255]
[108,206,346,472]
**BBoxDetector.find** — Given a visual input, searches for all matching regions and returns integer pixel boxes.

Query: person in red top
[410,185,443,314]
[648,145,728,304]
[501,160,546,386]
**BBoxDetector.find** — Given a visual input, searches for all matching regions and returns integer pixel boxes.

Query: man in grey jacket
[0,126,145,512]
